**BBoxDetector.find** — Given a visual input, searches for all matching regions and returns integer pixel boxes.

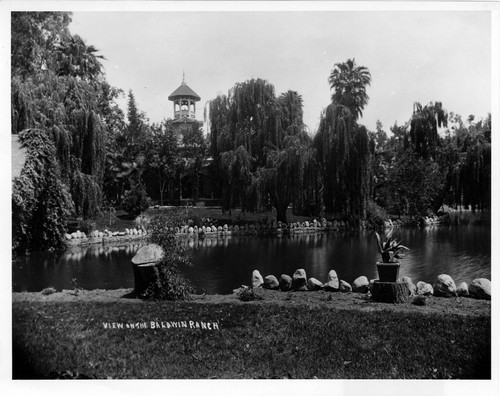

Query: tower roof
[168,81,201,101]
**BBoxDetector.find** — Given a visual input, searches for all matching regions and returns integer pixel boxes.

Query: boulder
[469,278,491,300]
[131,244,164,265]
[65,233,72,240]
[263,275,279,290]
[251,270,264,289]
[307,277,323,291]
[456,282,469,297]
[292,269,307,291]
[339,280,352,293]
[324,270,340,292]
[401,276,417,295]
[416,281,434,296]
[433,274,457,297]
[352,276,369,293]
[279,274,292,291]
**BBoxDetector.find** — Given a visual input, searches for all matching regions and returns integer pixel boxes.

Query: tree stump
[131,244,164,296]
[132,263,160,295]
[372,281,411,304]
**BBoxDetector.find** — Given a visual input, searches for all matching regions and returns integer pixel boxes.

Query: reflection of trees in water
[62,242,147,262]
[178,233,337,250]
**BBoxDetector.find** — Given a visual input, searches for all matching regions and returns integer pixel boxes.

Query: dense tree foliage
[373,105,491,217]
[12,129,73,252]
[208,79,313,222]
[11,12,117,218]
[315,59,372,220]
[11,12,123,251]
[11,14,491,252]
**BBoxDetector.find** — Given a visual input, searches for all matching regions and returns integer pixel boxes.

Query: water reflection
[12,225,490,295]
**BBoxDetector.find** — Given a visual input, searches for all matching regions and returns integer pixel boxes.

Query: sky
[68,6,492,135]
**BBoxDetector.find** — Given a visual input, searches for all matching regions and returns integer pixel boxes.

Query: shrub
[237,287,264,302]
[41,287,57,295]
[412,295,427,306]
[134,213,152,230]
[141,215,194,301]
[77,218,96,234]
[365,200,388,229]
[122,183,152,217]
[142,265,194,301]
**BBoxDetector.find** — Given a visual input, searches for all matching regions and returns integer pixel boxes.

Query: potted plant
[375,228,409,282]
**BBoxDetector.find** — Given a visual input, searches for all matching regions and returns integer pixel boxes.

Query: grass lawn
[12,290,491,379]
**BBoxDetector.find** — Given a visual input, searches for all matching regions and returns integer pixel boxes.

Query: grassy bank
[12,290,491,379]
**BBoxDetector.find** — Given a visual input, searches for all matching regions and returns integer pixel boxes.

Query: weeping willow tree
[12,12,111,221]
[209,80,313,222]
[451,116,491,211]
[315,59,372,219]
[12,12,120,251]
[12,129,74,252]
[409,102,448,159]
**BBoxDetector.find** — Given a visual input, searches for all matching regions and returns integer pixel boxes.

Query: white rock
[324,270,339,291]
[416,281,434,296]
[339,280,352,293]
[263,275,279,290]
[292,269,307,291]
[307,277,323,291]
[433,274,457,297]
[279,274,292,291]
[251,270,264,288]
[456,282,469,297]
[352,276,369,293]
[402,276,417,295]
[469,278,491,300]
[131,244,164,265]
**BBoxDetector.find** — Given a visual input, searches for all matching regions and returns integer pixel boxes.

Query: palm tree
[328,58,371,120]
[316,59,372,217]
[55,34,105,79]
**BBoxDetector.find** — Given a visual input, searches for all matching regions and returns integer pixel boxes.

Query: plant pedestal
[372,281,411,304]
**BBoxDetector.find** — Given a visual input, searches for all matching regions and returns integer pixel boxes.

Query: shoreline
[12,288,491,318]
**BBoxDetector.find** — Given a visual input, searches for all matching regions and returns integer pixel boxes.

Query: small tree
[122,182,151,217]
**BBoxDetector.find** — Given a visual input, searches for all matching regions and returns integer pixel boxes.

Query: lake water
[12,224,491,294]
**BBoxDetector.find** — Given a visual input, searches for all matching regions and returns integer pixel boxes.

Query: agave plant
[375,228,409,263]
